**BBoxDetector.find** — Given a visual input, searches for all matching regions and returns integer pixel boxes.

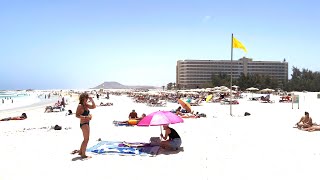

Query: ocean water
[0,91,29,99]
[0,92,59,111]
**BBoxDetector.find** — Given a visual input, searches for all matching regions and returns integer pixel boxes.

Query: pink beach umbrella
[137,111,184,126]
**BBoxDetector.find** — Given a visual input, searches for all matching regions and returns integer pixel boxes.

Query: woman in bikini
[73,93,96,158]
[1,113,27,121]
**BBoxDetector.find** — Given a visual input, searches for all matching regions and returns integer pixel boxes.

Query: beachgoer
[54,100,61,107]
[302,125,320,132]
[175,106,183,116]
[74,93,96,158]
[160,125,182,150]
[136,113,146,121]
[128,110,138,119]
[116,113,147,126]
[295,112,313,129]
[99,102,113,106]
[1,113,27,121]
[61,97,65,108]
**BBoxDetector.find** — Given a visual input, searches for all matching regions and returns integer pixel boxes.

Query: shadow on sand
[158,147,184,155]
[71,156,91,161]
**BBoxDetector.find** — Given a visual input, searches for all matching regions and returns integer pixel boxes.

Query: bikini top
[80,104,90,116]
[82,109,90,116]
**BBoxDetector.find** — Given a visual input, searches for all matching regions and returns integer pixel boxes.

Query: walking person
[74,93,96,159]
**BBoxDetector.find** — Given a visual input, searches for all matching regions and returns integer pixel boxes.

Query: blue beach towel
[87,141,160,157]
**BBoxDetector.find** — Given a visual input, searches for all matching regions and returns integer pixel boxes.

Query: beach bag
[54,125,62,130]
[150,137,161,146]
[66,110,72,116]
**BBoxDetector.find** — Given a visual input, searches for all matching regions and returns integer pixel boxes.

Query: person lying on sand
[1,113,27,121]
[179,111,198,118]
[302,125,320,132]
[295,112,313,129]
[135,113,146,121]
[44,105,63,113]
[115,113,147,125]
[99,102,113,106]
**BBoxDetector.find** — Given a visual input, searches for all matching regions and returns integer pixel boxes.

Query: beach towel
[87,141,160,157]
[150,137,161,146]
[181,115,199,118]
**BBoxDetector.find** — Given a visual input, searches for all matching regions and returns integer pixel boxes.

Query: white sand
[1,92,320,180]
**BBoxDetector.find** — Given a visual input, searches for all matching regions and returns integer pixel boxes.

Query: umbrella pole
[160,126,163,139]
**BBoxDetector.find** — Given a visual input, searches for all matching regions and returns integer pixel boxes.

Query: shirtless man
[128,110,138,119]
[295,112,313,129]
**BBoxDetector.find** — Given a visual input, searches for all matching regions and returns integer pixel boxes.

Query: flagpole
[230,33,233,116]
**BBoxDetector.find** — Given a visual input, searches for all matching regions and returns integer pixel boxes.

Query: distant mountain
[92,81,159,89]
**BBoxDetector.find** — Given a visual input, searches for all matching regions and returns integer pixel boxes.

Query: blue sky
[1,0,319,90]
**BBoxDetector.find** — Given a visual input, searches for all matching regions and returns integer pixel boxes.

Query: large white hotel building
[176,57,288,89]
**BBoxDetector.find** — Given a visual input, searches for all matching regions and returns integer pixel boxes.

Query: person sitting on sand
[178,110,198,118]
[160,125,182,150]
[295,112,313,129]
[55,100,61,107]
[175,106,183,116]
[1,113,27,121]
[128,109,138,119]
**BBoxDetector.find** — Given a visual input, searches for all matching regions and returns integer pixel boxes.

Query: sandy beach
[2,0,320,179]
[1,92,320,180]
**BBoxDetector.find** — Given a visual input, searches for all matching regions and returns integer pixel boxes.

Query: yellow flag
[233,36,247,52]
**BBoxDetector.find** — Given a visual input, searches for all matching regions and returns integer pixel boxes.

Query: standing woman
[76,93,96,158]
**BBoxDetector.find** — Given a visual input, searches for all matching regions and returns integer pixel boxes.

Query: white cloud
[202,15,211,23]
